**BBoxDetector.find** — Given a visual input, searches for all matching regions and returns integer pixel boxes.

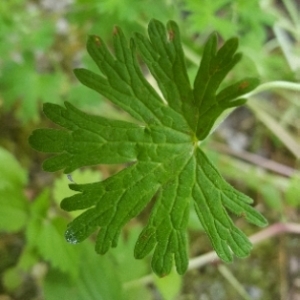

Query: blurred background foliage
[0,0,300,299]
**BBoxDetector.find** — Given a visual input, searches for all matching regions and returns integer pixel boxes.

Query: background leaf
[0,147,28,232]
[44,243,123,300]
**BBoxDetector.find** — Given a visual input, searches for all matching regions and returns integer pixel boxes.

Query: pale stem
[245,81,300,98]
[124,222,300,289]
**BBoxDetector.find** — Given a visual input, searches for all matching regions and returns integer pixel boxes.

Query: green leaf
[1,59,66,123]
[26,190,80,279]
[0,147,28,232]
[0,147,27,190]
[2,267,23,292]
[29,19,267,276]
[35,217,81,279]
[44,243,123,300]
[286,174,300,207]
[154,268,182,300]
[0,189,28,232]
[110,226,149,282]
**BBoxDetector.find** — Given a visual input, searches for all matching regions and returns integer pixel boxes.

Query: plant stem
[247,100,300,159]
[124,222,300,288]
[209,141,298,177]
[246,81,300,97]
[217,264,252,300]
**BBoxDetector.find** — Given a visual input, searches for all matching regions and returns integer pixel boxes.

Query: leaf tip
[65,227,80,244]
[113,26,120,36]
[89,35,102,47]
[166,20,179,41]
[148,18,161,27]
[209,31,218,43]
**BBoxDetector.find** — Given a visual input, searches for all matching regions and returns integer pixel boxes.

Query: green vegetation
[1,0,300,299]
[29,19,267,277]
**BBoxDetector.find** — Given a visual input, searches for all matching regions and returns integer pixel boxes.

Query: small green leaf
[36,217,80,279]
[286,174,300,207]
[27,190,80,279]
[30,19,267,276]
[3,267,23,292]
[111,226,149,282]
[0,189,28,232]
[0,147,28,232]
[0,147,27,189]
[44,243,123,300]
[154,268,182,300]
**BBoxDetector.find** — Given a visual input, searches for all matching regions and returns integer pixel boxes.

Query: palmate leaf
[29,19,267,276]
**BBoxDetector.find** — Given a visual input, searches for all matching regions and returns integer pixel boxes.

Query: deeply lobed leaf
[29,19,267,277]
